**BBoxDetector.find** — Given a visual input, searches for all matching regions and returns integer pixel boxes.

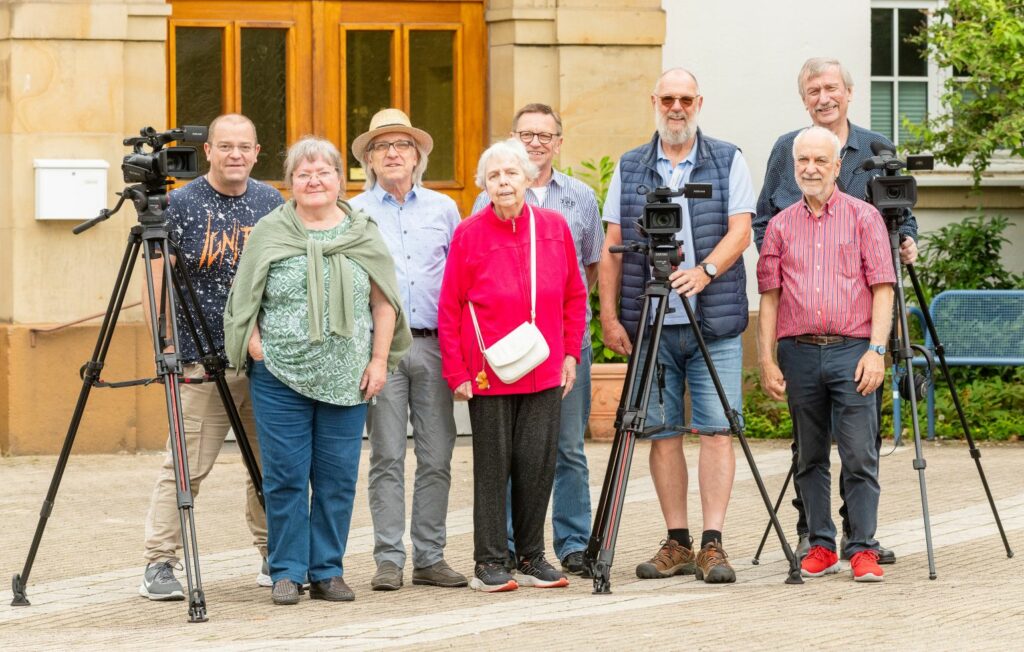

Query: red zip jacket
[438,202,587,395]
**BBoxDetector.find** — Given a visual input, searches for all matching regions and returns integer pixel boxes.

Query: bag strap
[467,205,537,351]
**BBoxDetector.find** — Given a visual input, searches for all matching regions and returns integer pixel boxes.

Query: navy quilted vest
[617,130,748,339]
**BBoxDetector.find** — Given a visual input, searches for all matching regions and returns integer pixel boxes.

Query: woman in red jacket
[438,139,587,592]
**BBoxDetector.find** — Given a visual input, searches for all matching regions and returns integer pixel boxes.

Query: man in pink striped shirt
[756,126,895,583]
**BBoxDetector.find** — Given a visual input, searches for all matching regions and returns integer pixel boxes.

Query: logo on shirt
[198,213,254,268]
[560,197,576,210]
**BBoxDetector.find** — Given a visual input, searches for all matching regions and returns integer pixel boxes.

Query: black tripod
[584,239,803,593]
[749,216,1014,578]
[10,182,264,622]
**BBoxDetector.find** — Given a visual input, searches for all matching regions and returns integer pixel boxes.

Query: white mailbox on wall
[34,159,110,221]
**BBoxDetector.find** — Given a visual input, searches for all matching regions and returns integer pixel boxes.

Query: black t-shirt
[165,176,283,363]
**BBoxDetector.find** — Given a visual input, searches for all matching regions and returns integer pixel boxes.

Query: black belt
[410,328,438,338]
[794,334,848,346]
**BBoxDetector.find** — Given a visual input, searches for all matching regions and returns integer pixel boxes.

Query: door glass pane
[241,28,288,181]
[175,27,224,177]
[898,81,927,144]
[898,9,928,76]
[346,30,393,183]
[871,81,894,142]
[871,9,893,76]
[409,30,455,182]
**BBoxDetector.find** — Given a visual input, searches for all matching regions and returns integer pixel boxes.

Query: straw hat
[350,108,434,161]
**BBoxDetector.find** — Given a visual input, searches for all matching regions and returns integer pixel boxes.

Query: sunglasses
[657,95,699,109]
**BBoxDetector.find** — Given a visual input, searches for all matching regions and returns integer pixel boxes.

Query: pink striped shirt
[757,189,896,339]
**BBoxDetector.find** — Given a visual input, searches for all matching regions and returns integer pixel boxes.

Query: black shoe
[469,562,518,593]
[271,579,303,605]
[309,576,355,601]
[560,551,585,575]
[840,536,896,564]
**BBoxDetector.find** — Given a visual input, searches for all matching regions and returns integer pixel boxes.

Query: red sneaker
[850,550,884,582]
[800,545,841,578]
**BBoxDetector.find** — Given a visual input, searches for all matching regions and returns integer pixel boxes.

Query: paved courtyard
[1,437,1022,650]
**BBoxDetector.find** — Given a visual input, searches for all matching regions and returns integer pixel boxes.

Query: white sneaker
[256,557,272,588]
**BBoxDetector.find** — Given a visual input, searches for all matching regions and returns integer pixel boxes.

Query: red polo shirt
[757,188,896,339]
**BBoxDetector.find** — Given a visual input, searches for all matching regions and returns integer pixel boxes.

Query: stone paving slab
[1,438,1022,650]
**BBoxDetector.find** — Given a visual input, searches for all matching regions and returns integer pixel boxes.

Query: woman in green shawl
[224,136,410,606]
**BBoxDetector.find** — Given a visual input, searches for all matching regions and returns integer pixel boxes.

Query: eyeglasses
[293,169,338,185]
[214,142,256,154]
[516,131,560,145]
[367,139,416,155]
[657,95,699,109]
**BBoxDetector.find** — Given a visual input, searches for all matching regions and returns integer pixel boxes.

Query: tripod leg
[168,251,263,508]
[12,234,142,607]
[585,288,668,593]
[890,249,936,579]
[752,460,795,565]
[677,298,802,584]
[906,265,1013,559]
[142,236,208,621]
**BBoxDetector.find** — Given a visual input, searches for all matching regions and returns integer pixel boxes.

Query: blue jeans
[505,346,593,561]
[249,361,367,585]
[635,326,742,438]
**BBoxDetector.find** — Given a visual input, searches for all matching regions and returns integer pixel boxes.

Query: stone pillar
[0,1,171,454]
[485,0,664,167]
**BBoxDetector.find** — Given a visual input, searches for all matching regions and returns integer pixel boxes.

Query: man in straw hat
[350,108,467,591]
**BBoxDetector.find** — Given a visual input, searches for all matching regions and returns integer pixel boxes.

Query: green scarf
[223,199,411,372]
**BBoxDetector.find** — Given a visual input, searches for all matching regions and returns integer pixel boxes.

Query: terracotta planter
[588,362,628,441]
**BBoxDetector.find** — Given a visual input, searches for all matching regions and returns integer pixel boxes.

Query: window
[870,4,936,145]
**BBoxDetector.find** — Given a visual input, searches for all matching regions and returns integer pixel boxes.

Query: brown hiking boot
[635,539,696,579]
[695,540,736,584]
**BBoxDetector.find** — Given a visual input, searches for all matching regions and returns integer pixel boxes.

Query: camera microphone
[860,141,897,171]
[871,141,895,157]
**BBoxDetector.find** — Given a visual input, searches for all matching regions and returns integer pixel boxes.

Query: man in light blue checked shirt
[471,103,604,576]
[350,108,468,591]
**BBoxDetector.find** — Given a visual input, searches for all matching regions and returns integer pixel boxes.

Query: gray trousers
[778,338,880,558]
[365,335,457,569]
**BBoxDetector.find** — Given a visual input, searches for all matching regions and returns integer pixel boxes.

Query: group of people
[138,56,912,606]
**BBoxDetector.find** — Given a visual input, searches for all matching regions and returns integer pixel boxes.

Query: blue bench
[894,289,1024,440]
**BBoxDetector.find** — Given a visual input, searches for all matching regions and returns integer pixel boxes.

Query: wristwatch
[868,344,887,355]
[699,262,718,279]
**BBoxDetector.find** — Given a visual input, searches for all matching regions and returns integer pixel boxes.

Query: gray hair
[792,126,842,160]
[797,57,854,97]
[362,137,430,191]
[474,138,539,189]
[283,136,344,190]
[653,67,700,95]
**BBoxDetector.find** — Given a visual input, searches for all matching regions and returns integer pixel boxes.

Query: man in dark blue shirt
[755,58,918,565]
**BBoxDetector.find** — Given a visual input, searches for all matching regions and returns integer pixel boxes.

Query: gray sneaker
[796,533,810,559]
[139,561,185,601]
[257,557,272,588]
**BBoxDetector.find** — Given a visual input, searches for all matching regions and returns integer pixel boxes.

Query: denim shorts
[630,325,742,439]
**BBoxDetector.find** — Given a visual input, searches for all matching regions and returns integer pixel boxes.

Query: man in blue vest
[598,68,755,584]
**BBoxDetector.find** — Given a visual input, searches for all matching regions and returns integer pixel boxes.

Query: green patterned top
[260,220,372,405]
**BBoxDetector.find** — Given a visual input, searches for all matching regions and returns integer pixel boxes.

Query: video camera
[860,142,933,215]
[122,126,208,187]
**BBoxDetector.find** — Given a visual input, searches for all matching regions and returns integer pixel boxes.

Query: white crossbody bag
[468,205,550,385]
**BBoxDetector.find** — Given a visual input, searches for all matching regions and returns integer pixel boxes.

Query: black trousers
[468,387,561,564]
[792,384,884,537]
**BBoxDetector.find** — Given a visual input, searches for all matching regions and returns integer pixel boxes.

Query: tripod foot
[11,573,30,606]
[784,567,804,585]
[1007,550,1015,559]
[188,589,208,623]
[929,573,937,581]
[590,564,612,594]
[751,558,760,566]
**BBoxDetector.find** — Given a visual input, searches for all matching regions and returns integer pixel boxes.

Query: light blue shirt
[350,184,460,329]
[603,143,755,325]
[473,169,604,346]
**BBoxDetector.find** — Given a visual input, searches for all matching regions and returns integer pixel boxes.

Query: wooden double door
[169,0,486,212]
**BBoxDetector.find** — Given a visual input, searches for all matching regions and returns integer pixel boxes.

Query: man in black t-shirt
[139,114,283,601]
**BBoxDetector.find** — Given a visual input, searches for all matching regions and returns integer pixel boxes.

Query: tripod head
[73,125,208,234]
[610,183,712,281]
